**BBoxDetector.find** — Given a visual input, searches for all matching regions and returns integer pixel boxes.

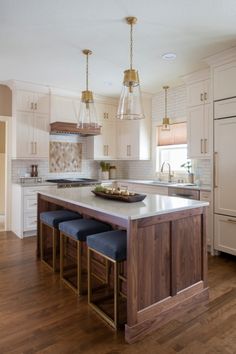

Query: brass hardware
[31,141,34,154]
[34,102,37,110]
[200,93,204,102]
[204,92,207,101]
[107,145,109,156]
[204,138,207,154]
[127,144,131,156]
[214,152,218,188]
[227,219,236,224]
[31,102,34,110]
[201,139,204,154]
[81,90,94,103]
[126,16,137,25]
[34,142,37,155]
[123,69,139,86]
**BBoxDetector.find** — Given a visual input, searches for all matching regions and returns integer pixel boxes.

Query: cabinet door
[203,103,212,157]
[50,95,80,123]
[187,106,205,158]
[186,81,205,107]
[200,191,212,246]
[16,90,35,112]
[214,214,236,256]
[214,61,236,100]
[214,117,236,216]
[35,93,50,115]
[34,114,49,158]
[15,112,34,158]
[117,120,139,160]
[94,121,116,160]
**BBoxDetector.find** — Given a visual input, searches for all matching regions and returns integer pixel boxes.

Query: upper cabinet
[50,94,80,123]
[213,61,236,101]
[12,86,50,159]
[186,79,210,107]
[183,69,212,159]
[93,102,117,160]
[16,90,50,114]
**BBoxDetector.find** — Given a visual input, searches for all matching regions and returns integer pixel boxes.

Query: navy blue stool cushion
[40,210,81,228]
[87,230,127,261]
[59,219,111,242]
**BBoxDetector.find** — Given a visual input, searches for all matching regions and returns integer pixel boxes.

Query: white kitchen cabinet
[214,214,236,256]
[12,111,49,159]
[116,181,168,195]
[50,95,80,123]
[12,184,57,238]
[186,80,210,107]
[214,97,236,119]
[93,102,117,160]
[200,191,213,249]
[213,61,236,100]
[187,103,212,158]
[16,90,50,114]
[214,117,236,217]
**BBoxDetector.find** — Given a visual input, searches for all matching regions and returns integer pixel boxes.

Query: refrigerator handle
[214,152,218,188]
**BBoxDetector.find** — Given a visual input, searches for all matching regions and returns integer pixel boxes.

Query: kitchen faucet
[160,161,173,182]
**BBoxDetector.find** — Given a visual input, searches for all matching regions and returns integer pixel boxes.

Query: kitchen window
[156,122,187,172]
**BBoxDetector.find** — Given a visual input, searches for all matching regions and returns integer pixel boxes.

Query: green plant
[181,161,192,174]
[100,161,110,172]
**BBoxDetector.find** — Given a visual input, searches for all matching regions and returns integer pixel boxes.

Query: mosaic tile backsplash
[49,141,82,172]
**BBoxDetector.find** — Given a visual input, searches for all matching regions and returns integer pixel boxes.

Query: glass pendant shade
[77,90,99,128]
[117,70,144,120]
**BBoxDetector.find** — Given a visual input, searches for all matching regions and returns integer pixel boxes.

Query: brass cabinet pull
[204,138,207,154]
[34,102,37,110]
[227,219,236,224]
[200,139,204,154]
[214,152,218,188]
[103,145,106,156]
[204,92,207,101]
[31,142,34,154]
[31,102,34,110]
[107,145,109,156]
[34,142,37,154]
[200,93,204,102]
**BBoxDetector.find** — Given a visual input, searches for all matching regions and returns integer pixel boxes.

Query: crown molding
[203,46,236,67]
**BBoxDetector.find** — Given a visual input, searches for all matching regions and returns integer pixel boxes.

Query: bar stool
[59,218,111,295]
[87,230,127,329]
[40,210,81,272]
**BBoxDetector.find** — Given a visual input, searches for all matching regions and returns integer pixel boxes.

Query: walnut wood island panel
[37,187,209,343]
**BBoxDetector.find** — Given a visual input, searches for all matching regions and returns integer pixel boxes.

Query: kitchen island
[37,187,209,343]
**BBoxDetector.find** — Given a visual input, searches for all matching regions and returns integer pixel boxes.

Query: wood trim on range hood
[50,122,101,136]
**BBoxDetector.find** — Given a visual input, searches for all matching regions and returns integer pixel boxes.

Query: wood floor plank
[0,231,235,354]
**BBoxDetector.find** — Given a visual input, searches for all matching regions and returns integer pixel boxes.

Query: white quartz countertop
[39,186,209,221]
[14,182,57,187]
[103,179,211,191]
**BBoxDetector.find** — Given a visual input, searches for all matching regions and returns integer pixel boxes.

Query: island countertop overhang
[38,186,209,221]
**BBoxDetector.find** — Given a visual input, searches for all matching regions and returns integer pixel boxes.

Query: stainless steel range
[46,178,99,188]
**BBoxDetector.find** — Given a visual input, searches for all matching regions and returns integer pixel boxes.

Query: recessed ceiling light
[161,52,177,61]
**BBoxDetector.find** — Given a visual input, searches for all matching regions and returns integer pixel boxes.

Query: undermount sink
[145,180,174,185]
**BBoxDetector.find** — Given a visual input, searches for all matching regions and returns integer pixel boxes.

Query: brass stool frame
[87,247,127,329]
[60,231,83,295]
[40,220,59,272]
[60,232,109,296]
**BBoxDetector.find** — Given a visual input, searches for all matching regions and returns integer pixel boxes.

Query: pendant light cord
[130,22,133,70]
[165,87,167,118]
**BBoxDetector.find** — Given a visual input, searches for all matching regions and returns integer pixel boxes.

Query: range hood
[50,122,101,136]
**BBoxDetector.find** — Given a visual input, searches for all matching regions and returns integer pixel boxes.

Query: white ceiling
[1,0,236,96]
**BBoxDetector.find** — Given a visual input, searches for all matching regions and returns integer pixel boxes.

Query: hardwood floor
[0,231,235,354]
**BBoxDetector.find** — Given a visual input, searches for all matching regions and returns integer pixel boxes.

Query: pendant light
[77,49,99,129]
[162,86,171,131]
[117,17,145,120]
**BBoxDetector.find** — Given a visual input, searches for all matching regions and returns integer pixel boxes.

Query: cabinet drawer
[23,186,56,197]
[214,214,236,256]
[214,97,236,119]
[24,195,37,212]
[168,187,200,200]
[24,212,37,231]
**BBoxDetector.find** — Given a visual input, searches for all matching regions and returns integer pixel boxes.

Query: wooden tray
[92,190,146,203]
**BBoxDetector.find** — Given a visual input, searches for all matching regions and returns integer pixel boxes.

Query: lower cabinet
[214,214,236,256]
[116,181,168,195]
[200,191,213,249]
[12,184,57,238]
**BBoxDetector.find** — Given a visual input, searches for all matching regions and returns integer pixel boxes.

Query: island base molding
[125,286,209,344]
